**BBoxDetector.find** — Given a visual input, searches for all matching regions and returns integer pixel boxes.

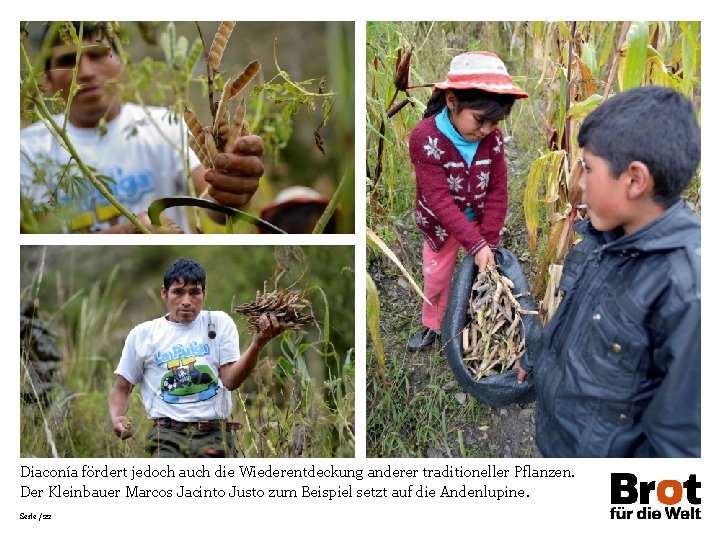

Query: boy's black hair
[424,88,516,120]
[42,22,117,71]
[578,86,700,207]
[163,258,206,290]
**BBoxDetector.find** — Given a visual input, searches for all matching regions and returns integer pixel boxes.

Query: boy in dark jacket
[515,86,700,457]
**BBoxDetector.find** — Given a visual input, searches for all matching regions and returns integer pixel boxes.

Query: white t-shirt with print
[20,103,201,233]
[115,310,240,422]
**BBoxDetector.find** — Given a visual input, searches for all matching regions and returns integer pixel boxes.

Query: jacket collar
[574,200,699,253]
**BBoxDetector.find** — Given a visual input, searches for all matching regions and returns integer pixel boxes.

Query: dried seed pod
[215,110,229,148]
[184,27,260,170]
[225,98,246,152]
[208,21,235,70]
[184,108,205,143]
[203,127,218,167]
[217,61,260,115]
[463,266,535,380]
[188,131,213,169]
[394,47,413,92]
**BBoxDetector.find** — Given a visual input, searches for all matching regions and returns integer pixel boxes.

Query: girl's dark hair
[423,89,516,120]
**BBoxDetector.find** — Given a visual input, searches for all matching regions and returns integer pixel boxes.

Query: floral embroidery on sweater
[423,137,444,159]
[447,174,463,192]
[477,171,490,190]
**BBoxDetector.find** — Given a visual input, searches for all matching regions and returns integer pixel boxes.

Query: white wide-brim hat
[434,51,528,98]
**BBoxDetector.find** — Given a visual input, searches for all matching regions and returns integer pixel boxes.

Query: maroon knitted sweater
[409,114,508,254]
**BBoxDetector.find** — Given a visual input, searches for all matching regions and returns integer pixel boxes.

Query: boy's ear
[625,160,655,200]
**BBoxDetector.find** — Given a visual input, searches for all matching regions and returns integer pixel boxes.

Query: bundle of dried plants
[462,266,537,379]
[233,282,315,333]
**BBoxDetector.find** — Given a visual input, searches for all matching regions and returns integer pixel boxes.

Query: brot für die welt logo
[610,473,701,520]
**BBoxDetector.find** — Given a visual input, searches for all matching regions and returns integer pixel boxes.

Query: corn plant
[518,21,700,321]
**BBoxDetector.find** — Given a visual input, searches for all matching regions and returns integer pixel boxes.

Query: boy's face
[161,279,205,324]
[578,150,632,233]
[44,36,123,128]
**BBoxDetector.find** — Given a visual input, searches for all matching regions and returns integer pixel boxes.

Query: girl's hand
[474,245,495,273]
[512,359,529,384]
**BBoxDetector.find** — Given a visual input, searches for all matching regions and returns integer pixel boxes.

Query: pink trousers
[421,237,462,330]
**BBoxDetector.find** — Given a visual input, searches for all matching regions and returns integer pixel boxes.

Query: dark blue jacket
[522,201,700,457]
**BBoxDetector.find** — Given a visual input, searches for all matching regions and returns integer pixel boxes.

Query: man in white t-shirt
[108,258,281,457]
[21,22,264,233]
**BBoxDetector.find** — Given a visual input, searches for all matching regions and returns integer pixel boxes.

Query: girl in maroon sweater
[407,51,528,351]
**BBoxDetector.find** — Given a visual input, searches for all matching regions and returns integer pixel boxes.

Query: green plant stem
[312,171,348,234]
[20,42,151,234]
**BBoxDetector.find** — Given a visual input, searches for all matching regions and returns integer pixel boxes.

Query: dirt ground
[367,211,542,458]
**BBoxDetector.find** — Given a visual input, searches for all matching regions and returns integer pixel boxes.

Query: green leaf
[581,42,598,77]
[365,272,385,387]
[567,94,603,120]
[275,356,294,377]
[620,22,649,90]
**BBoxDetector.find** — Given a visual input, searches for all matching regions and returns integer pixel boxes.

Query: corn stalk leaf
[580,42,598,78]
[524,150,566,257]
[524,158,543,256]
[679,21,700,97]
[619,22,649,90]
[366,228,430,304]
[366,272,385,387]
[575,51,597,96]
[555,68,568,146]
[567,94,603,120]
[532,216,570,298]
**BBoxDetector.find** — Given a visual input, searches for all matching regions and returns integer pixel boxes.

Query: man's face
[44,37,123,128]
[161,279,205,324]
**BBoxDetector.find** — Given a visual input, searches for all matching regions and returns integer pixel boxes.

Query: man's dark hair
[42,22,117,71]
[424,88,516,120]
[578,86,700,207]
[163,258,206,290]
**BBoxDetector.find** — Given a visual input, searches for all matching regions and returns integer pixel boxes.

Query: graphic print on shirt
[155,341,218,404]
[56,164,156,231]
